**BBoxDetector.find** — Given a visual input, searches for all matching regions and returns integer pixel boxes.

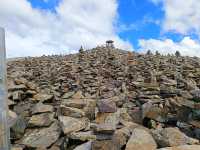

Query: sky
[1,0,200,58]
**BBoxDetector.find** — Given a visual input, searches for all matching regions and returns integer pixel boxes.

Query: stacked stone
[7,45,200,150]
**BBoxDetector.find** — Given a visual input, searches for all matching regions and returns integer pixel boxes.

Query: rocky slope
[7,45,200,150]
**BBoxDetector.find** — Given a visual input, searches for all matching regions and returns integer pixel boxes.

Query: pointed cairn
[127,51,137,65]
[78,46,84,63]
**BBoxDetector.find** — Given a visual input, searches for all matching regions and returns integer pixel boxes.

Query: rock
[62,91,75,99]
[28,113,54,127]
[125,128,157,150]
[33,93,53,102]
[58,116,89,134]
[60,105,85,118]
[11,116,27,139]
[151,127,198,147]
[74,141,92,150]
[160,85,177,97]
[8,110,18,128]
[11,145,25,150]
[62,99,87,109]
[142,103,166,123]
[70,131,96,141]
[157,145,200,150]
[12,91,24,101]
[97,99,117,113]
[191,90,200,102]
[112,127,131,148]
[22,121,61,148]
[92,140,117,150]
[94,123,116,134]
[31,102,54,114]
[8,42,200,149]
[95,111,120,128]
[72,90,85,99]
[8,84,27,92]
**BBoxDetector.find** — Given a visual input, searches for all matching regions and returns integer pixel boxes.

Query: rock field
[7,45,200,150]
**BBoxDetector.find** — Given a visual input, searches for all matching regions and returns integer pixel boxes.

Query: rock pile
[7,45,200,150]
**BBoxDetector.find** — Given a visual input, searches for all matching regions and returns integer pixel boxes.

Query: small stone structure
[106,40,114,48]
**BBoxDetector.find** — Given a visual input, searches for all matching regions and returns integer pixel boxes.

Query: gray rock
[28,113,54,127]
[22,121,61,148]
[11,116,27,139]
[151,127,198,147]
[60,105,85,118]
[70,131,96,141]
[97,99,117,113]
[33,93,53,102]
[32,102,54,114]
[58,116,89,134]
[74,141,92,150]
[125,128,157,150]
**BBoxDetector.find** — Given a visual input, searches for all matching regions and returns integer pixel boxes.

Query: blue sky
[1,0,200,57]
[28,0,167,49]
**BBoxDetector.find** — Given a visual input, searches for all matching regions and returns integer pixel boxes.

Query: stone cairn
[6,41,200,150]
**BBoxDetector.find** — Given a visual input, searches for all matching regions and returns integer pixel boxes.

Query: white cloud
[151,0,200,35]
[142,0,200,57]
[139,37,200,57]
[0,0,133,58]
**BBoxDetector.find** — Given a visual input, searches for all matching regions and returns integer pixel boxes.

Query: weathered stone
[8,84,27,92]
[125,128,157,150]
[191,90,200,102]
[74,141,92,150]
[11,116,27,139]
[142,103,166,123]
[151,127,198,147]
[22,122,61,148]
[11,145,25,150]
[12,91,24,101]
[62,91,75,99]
[98,99,117,113]
[58,116,89,134]
[28,113,54,127]
[32,102,54,114]
[62,99,87,109]
[33,93,53,102]
[92,140,117,150]
[60,105,85,118]
[72,90,85,99]
[8,99,16,106]
[112,127,131,148]
[157,145,200,150]
[94,123,116,134]
[70,131,96,141]
[8,110,18,128]
[7,42,200,149]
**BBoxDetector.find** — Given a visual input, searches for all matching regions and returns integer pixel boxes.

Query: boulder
[60,105,85,118]
[125,128,157,150]
[28,113,54,127]
[22,122,61,148]
[97,99,117,113]
[157,145,200,150]
[112,127,131,148]
[33,93,53,102]
[58,116,89,134]
[61,99,87,109]
[69,131,96,141]
[74,141,92,150]
[31,103,53,114]
[92,140,117,150]
[62,91,75,99]
[11,116,27,139]
[151,127,198,147]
